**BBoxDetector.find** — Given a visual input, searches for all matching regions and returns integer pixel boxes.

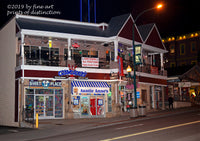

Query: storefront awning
[71,81,110,88]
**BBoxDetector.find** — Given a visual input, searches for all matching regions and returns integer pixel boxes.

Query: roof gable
[145,25,166,50]
[118,16,143,43]
[138,23,154,41]
[106,14,130,36]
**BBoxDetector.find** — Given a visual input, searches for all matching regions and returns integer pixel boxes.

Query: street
[28,110,200,141]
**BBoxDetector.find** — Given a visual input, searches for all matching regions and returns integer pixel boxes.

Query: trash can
[139,105,146,117]
[130,107,138,118]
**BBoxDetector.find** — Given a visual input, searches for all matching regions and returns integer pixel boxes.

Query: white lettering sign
[82,57,99,68]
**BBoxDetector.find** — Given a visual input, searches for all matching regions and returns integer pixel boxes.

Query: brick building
[163,32,200,107]
[0,14,167,127]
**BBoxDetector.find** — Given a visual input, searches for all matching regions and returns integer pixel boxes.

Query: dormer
[98,23,108,31]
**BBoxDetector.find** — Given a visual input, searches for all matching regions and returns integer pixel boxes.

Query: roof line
[143,24,155,43]
[16,14,104,27]
[154,25,167,50]
[116,14,132,37]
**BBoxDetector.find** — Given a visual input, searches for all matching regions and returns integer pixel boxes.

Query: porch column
[68,38,71,60]
[152,85,156,109]
[114,38,118,62]
[162,86,165,110]
[160,53,164,70]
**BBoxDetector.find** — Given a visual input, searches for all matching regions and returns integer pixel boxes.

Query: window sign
[98,99,103,106]
[73,99,79,105]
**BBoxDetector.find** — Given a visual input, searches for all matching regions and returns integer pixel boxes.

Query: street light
[126,65,132,78]
[157,4,163,9]
[131,3,163,118]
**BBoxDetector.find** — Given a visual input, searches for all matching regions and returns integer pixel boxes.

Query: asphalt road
[29,110,200,141]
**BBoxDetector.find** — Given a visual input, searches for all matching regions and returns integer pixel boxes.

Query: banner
[135,45,142,65]
[82,57,99,67]
[117,56,124,76]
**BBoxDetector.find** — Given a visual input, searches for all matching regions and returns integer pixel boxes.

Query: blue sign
[98,99,103,106]
[73,99,79,105]
[136,91,140,99]
[58,69,87,77]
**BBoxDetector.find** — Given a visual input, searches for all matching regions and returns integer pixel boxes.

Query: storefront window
[25,88,63,119]
[55,89,63,117]
[35,89,54,94]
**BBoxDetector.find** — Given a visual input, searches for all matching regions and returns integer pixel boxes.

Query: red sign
[151,66,158,75]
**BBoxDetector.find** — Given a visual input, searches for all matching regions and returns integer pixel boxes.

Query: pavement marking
[100,120,200,141]
[115,124,144,130]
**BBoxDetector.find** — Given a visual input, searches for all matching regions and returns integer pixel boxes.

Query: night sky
[0,0,199,38]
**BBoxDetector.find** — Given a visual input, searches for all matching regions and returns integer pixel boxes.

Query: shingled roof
[137,23,154,41]
[16,14,131,38]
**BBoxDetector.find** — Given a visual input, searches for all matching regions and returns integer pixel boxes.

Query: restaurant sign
[29,80,62,89]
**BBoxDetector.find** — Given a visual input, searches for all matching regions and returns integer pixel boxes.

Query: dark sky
[0,0,199,38]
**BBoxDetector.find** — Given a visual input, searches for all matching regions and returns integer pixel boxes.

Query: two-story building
[0,14,167,127]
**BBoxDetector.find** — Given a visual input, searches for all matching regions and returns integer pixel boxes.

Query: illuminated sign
[73,87,109,95]
[58,69,87,77]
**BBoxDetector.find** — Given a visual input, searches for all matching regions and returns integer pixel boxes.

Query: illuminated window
[191,60,197,65]
[180,62,187,66]
[180,44,185,55]
[170,45,175,54]
[191,42,196,53]
[170,62,176,68]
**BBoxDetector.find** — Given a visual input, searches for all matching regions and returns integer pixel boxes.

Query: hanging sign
[117,56,124,76]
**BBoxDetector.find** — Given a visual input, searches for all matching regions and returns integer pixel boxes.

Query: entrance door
[80,96,90,116]
[89,96,105,117]
[97,96,104,116]
[90,96,96,116]
[35,95,54,118]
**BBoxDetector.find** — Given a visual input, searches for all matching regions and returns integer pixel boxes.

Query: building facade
[163,32,200,106]
[0,14,167,127]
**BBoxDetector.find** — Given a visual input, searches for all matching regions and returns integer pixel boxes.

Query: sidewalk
[0,106,199,141]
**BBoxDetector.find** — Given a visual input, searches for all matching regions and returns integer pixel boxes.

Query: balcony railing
[16,55,167,76]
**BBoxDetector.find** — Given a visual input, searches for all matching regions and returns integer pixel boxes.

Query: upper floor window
[24,46,59,66]
[170,45,175,54]
[191,42,196,53]
[170,62,176,68]
[89,50,98,58]
[180,44,185,55]
[191,60,197,65]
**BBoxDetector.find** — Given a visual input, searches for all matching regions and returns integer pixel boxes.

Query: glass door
[35,96,45,118]
[35,95,54,119]
[97,96,104,116]
[90,96,96,116]
[45,96,54,117]
[80,96,90,117]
